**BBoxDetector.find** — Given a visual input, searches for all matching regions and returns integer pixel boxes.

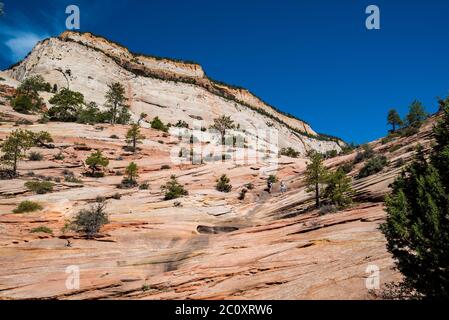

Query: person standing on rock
[280,181,287,194]
[267,180,273,194]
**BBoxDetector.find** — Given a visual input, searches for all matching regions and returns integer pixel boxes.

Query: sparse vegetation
[126,123,145,153]
[30,226,53,234]
[70,201,108,238]
[13,201,43,213]
[28,151,43,161]
[85,150,109,177]
[150,116,168,132]
[32,131,54,148]
[139,182,150,190]
[354,144,375,164]
[323,169,353,209]
[216,174,232,193]
[161,164,171,170]
[161,175,188,200]
[24,181,54,194]
[120,162,139,188]
[357,155,388,179]
[1,129,35,175]
[280,147,300,158]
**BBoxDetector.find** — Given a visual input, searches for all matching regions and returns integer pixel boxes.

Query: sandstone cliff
[3,31,342,155]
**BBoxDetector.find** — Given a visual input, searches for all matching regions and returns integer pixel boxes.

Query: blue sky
[1,0,449,143]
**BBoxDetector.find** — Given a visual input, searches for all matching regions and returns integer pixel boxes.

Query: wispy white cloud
[0,6,60,65]
[4,31,48,61]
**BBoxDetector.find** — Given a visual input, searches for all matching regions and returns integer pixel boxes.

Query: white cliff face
[5,31,342,154]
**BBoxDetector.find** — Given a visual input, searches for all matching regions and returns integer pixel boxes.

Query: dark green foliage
[125,162,138,181]
[11,94,40,114]
[24,181,54,194]
[161,175,188,200]
[116,107,131,125]
[323,169,353,209]
[324,149,338,159]
[71,201,108,238]
[399,126,420,137]
[105,82,128,125]
[28,151,43,161]
[30,226,53,234]
[126,123,145,153]
[18,75,50,94]
[354,144,375,164]
[280,147,300,158]
[388,144,403,153]
[406,100,427,127]
[381,143,449,298]
[32,131,53,148]
[305,152,328,208]
[174,120,189,128]
[340,162,354,174]
[47,88,84,122]
[358,155,388,179]
[76,102,110,124]
[13,201,42,213]
[1,129,35,174]
[161,164,171,170]
[150,116,168,132]
[119,162,139,188]
[85,150,109,176]
[267,175,278,184]
[340,142,358,155]
[139,182,150,190]
[216,174,232,193]
[387,109,403,132]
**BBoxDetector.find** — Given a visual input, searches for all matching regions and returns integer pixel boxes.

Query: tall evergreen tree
[105,82,128,125]
[381,101,449,299]
[387,109,403,132]
[323,169,353,209]
[126,123,145,153]
[305,151,328,208]
[406,100,427,127]
[47,88,84,122]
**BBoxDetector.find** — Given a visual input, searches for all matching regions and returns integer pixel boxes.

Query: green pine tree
[305,151,329,208]
[387,109,403,132]
[381,101,449,299]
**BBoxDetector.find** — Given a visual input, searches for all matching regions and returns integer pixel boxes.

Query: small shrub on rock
[70,201,108,238]
[161,175,188,200]
[216,174,232,193]
[25,181,54,194]
[13,200,42,213]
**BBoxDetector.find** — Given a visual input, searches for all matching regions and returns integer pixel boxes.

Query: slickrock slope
[1,73,439,299]
[3,31,342,155]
